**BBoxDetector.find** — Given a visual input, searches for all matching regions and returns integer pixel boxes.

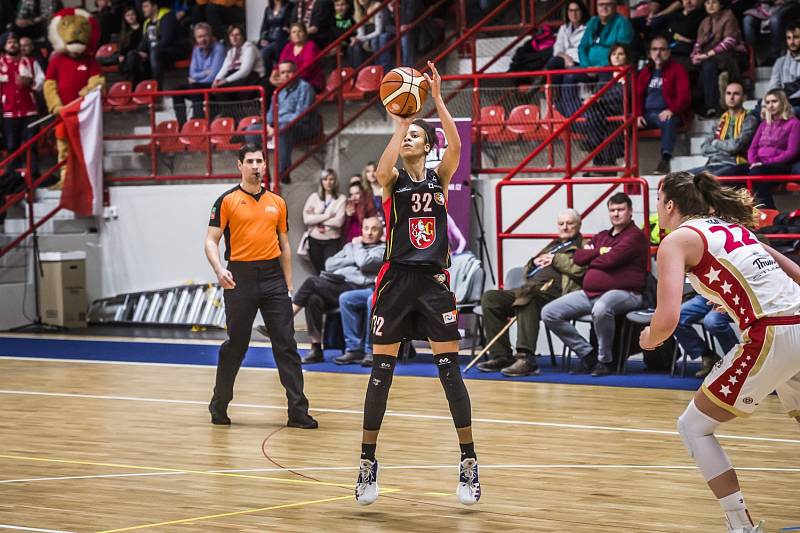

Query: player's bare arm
[277,231,293,293]
[640,228,702,349]
[205,226,235,289]
[424,61,460,195]
[376,113,414,198]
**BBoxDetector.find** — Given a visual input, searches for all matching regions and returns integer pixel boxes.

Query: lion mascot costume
[43,8,105,189]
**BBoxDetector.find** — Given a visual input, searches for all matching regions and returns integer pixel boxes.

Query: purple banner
[424,118,472,253]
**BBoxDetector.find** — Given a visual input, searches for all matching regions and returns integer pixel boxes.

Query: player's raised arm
[425,61,460,192]
[375,113,415,197]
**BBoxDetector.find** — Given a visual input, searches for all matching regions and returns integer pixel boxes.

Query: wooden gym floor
[0,355,798,532]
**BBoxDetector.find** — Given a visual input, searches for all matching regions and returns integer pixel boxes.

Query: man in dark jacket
[477,209,586,377]
[635,35,691,174]
[126,0,183,86]
[542,193,649,376]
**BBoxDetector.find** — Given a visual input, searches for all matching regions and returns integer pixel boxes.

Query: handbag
[297,230,310,257]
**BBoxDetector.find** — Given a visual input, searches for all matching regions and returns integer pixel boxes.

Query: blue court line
[780,527,800,531]
[0,336,703,391]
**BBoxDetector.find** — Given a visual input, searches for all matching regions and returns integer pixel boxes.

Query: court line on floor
[0,356,278,372]
[93,493,367,533]
[0,454,350,489]
[1,388,798,445]
[0,525,75,533]
[0,472,185,484]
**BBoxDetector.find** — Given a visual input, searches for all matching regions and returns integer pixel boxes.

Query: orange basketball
[379,67,429,117]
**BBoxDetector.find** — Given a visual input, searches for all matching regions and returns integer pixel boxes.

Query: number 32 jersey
[681,217,800,330]
[383,167,450,268]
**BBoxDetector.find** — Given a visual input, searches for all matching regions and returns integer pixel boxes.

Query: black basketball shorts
[370,262,461,345]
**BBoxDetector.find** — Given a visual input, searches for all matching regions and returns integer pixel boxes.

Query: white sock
[719,491,751,530]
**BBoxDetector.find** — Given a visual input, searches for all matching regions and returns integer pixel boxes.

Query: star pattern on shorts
[720,385,732,397]
[705,267,721,284]
[735,368,743,375]
[720,281,732,294]
[732,294,740,305]
[728,375,738,385]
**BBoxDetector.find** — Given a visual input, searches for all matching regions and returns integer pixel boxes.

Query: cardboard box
[39,252,87,328]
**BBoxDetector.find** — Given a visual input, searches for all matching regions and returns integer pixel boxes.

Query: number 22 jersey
[383,167,450,269]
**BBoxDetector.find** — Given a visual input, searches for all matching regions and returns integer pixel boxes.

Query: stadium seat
[132,80,158,106]
[180,118,209,151]
[104,81,134,113]
[507,104,541,141]
[174,58,191,69]
[134,120,183,153]
[345,65,383,100]
[210,117,241,151]
[319,67,356,102]
[757,208,780,229]
[96,43,118,73]
[479,106,515,142]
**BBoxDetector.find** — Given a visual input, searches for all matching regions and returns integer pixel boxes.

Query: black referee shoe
[287,414,318,429]
[209,399,231,425]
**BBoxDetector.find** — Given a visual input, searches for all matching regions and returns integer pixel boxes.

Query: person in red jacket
[0,31,39,195]
[541,192,650,376]
[635,35,692,174]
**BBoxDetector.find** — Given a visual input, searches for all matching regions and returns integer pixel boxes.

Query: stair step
[3,216,94,235]
[755,80,770,99]
[671,155,707,171]
[0,266,27,284]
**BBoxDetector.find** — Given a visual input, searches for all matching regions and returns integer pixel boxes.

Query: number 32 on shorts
[371,315,385,337]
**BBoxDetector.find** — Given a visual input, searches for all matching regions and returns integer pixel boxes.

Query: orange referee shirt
[209,185,288,262]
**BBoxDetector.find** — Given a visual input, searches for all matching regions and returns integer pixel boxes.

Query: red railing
[494,177,651,288]
[103,84,268,184]
[0,118,66,258]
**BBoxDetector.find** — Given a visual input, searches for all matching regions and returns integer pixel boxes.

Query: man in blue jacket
[558,0,633,116]
[172,22,225,126]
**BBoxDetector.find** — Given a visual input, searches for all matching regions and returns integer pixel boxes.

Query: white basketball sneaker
[728,520,765,533]
[456,457,481,505]
[355,458,379,505]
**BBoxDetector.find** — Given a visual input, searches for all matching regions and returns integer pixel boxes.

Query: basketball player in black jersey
[354,61,480,506]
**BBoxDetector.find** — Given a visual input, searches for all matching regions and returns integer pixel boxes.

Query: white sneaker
[456,457,481,505]
[729,520,765,533]
[355,458,379,505]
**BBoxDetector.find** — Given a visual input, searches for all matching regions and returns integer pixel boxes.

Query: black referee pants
[213,259,310,419]
[293,275,359,340]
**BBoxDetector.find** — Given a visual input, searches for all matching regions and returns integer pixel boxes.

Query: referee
[204,143,317,429]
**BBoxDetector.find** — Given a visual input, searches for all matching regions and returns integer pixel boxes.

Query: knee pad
[363,354,396,431]
[677,400,732,481]
[434,353,471,428]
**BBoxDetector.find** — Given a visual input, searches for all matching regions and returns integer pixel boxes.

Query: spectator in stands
[353,161,383,219]
[581,42,632,172]
[691,0,748,118]
[675,293,737,378]
[343,180,378,242]
[212,24,266,93]
[259,0,293,75]
[767,21,800,117]
[13,0,62,43]
[350,0,394,71]
[115,8,143,73]
[742,0,800,66]
[747,88,800,208]
[541,192,649,377]
[635,35,691,174]
[631,0,681,52]
[303,168,347,274]
[293,216,385,363]
[392,0,423,67]
[246,59,317,183]
[477,209,586,377]
[292,0,336,50]
[19,36,44,91]
[93,0,116,46]
[332,0,355,56]
[656,0,706,65]
[0,32,39,194]
[691,80,756,175]
[509,1,588,82]
[172,22,224,126]
[197,0,245,42]
[559,0,633,116]
[335,285,375,366]
[278,22,323,91]
[126,0,183,87]
[174,0,203,43]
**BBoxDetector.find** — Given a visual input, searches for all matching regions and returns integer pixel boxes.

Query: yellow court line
[94,493,360,533]
[0,453,350,489]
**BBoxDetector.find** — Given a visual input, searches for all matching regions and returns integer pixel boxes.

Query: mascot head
[48,8,100,57]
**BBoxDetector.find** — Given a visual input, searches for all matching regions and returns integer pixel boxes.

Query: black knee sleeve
[362,355,396,431]
[434,353,472,429]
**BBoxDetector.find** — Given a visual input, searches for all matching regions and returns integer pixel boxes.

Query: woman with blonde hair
[747,88,800,208]
[302,168,346,274]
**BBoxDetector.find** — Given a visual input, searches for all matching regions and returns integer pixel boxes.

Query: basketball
[379,67,429,117]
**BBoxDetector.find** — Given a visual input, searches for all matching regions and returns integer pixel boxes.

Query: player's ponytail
[661,171,759,229]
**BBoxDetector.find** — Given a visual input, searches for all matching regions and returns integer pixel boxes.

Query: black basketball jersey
[384,167,450,268]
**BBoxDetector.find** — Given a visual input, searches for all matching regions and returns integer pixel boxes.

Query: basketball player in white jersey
[640,171,800,533]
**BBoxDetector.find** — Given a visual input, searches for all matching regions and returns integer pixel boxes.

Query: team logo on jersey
[442,310,457,324]
[265,206,278,214]
[409,217,436,249]
[210,207,216,220]
[433,192,445,205]
[434,273,447,284]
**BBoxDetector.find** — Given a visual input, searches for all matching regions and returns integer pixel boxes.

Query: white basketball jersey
[681,217,800,330]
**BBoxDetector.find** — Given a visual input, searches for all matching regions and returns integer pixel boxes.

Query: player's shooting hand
[387,110,417,125]
[423,60,442,101]
[639,326,662,351]
[217,269,236,289]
